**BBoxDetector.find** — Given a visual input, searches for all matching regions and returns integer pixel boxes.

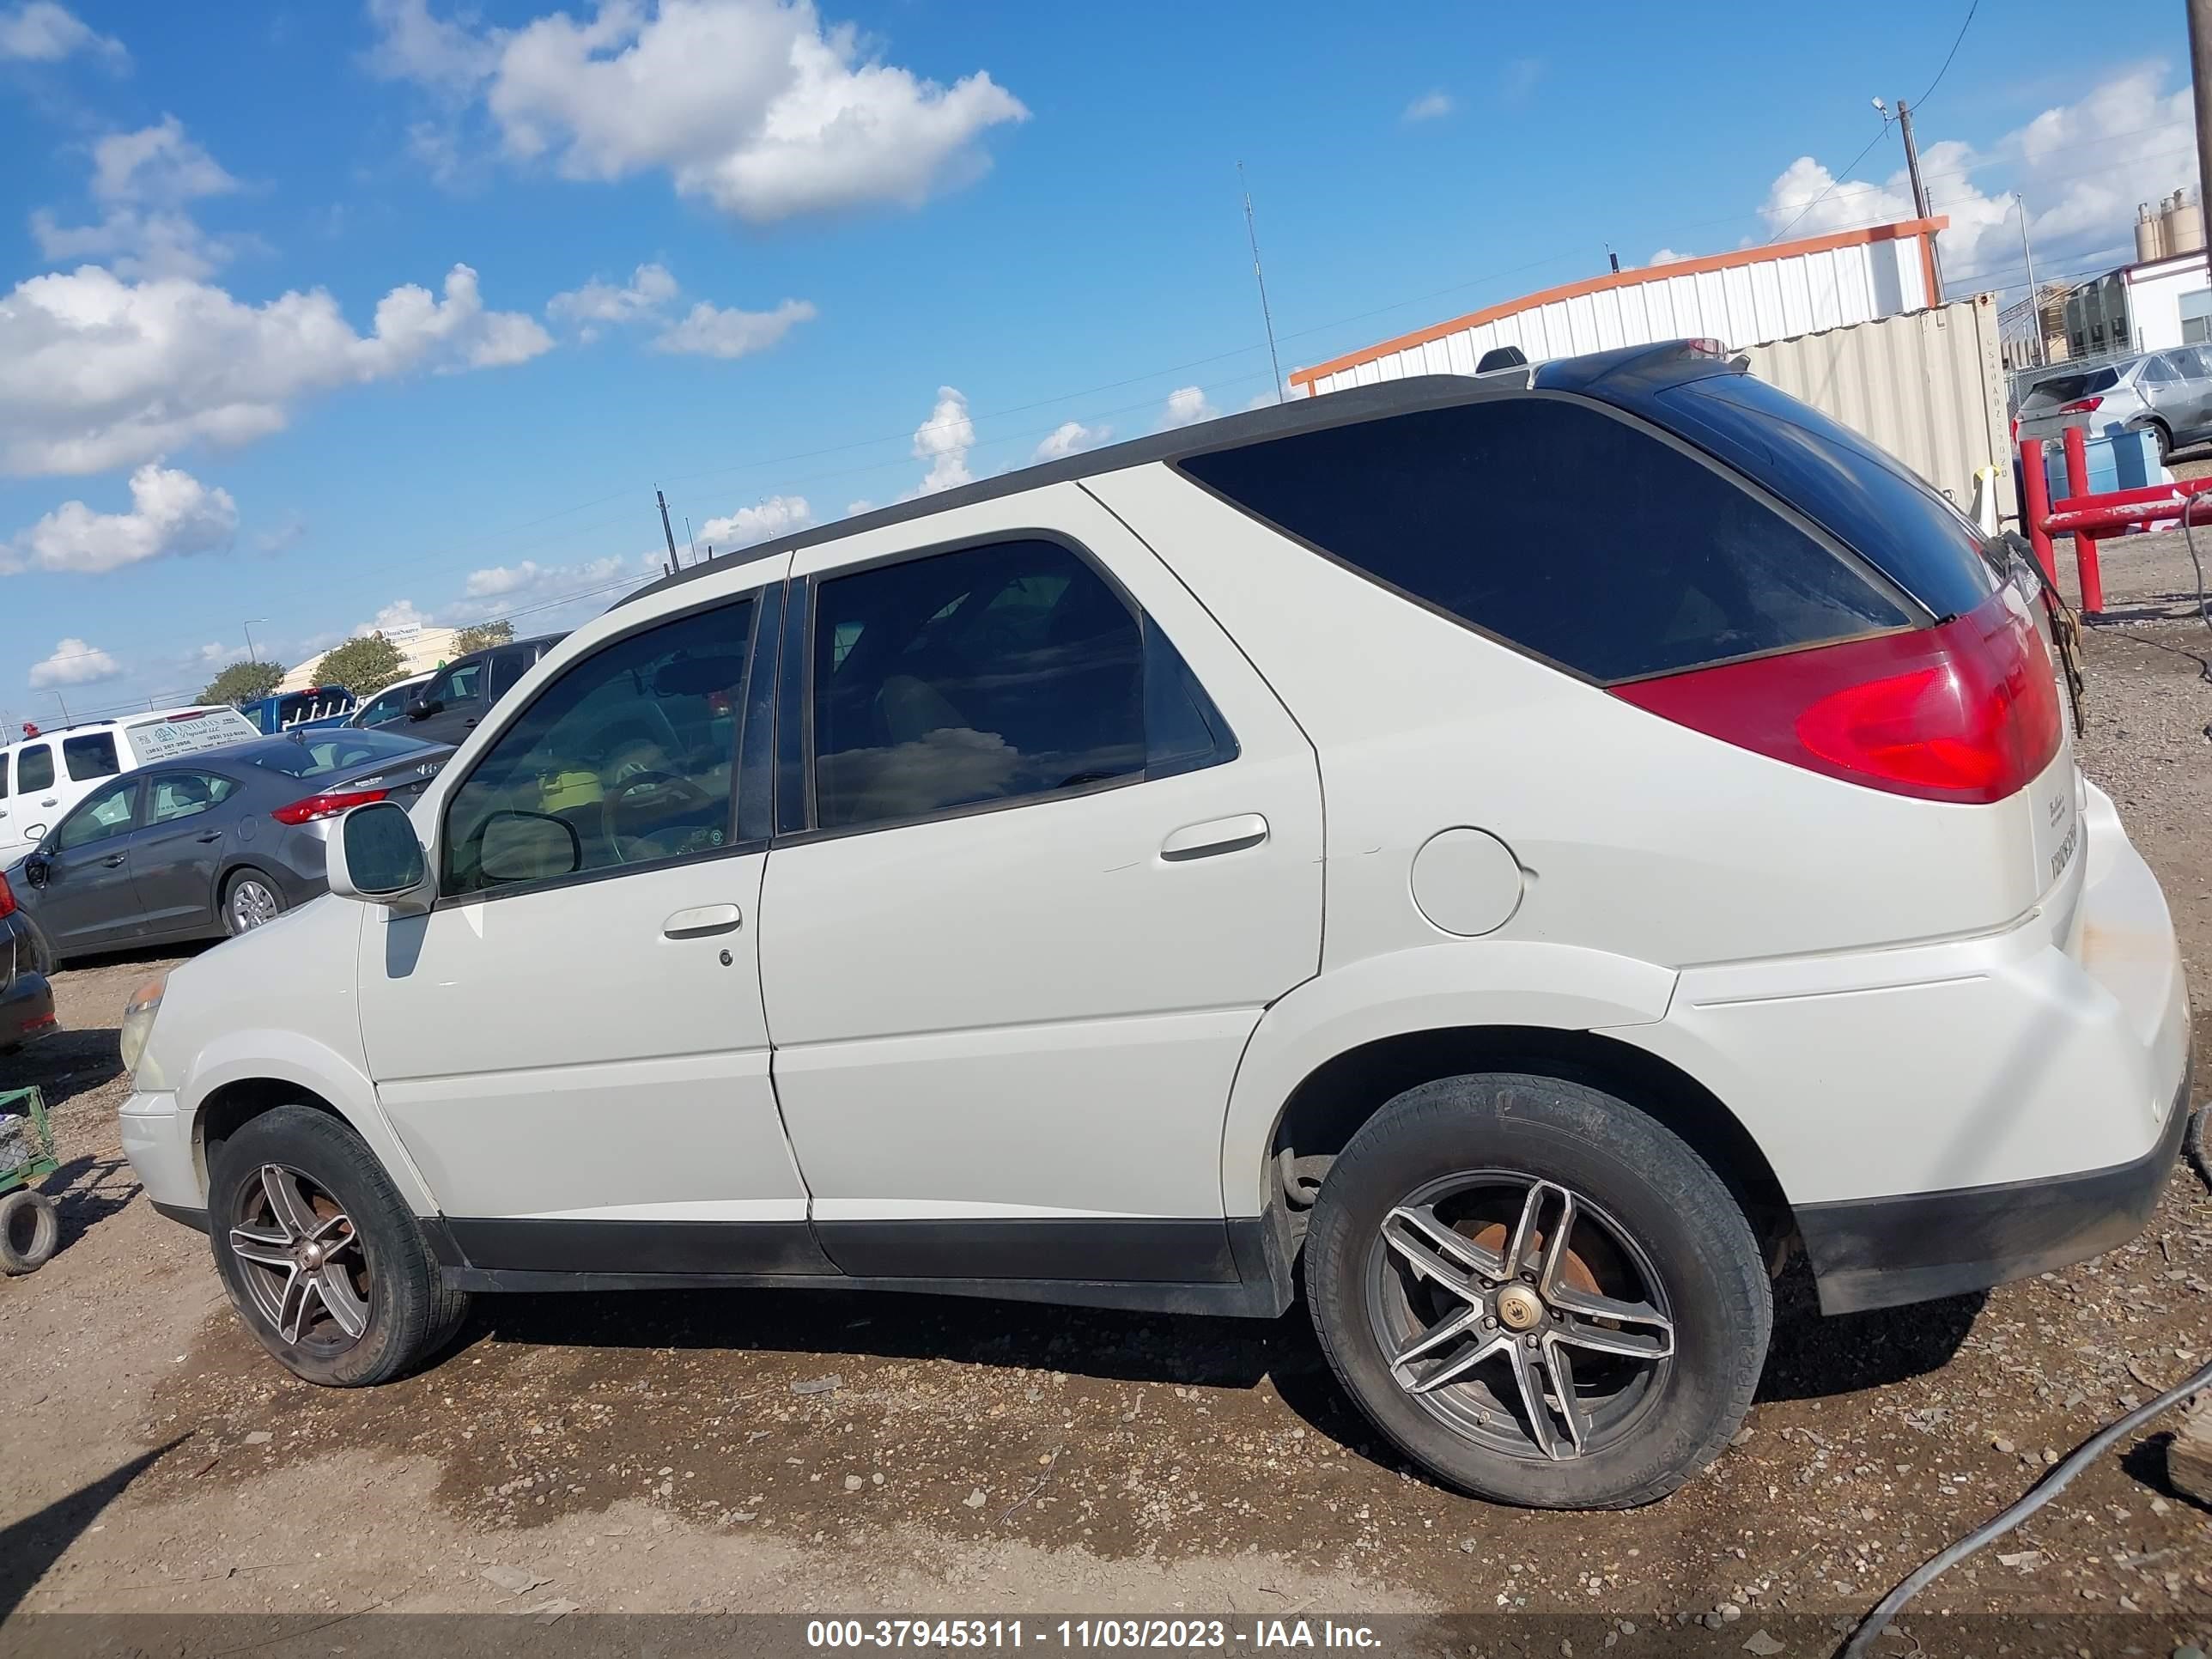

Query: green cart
[0,1086,59,1274]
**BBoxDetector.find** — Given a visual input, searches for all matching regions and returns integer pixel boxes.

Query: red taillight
[0,872,15,921]
[2056,397,2104,415]
[272,787,388,825]
[1611,591,2063,805]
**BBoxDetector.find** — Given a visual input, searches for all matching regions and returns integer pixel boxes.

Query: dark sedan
[8,729,452,965]
[0,876,55,1052]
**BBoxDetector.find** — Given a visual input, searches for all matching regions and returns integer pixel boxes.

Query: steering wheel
[606,769,716,862]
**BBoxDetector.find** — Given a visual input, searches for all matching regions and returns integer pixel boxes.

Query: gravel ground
[5,544,2212,1643]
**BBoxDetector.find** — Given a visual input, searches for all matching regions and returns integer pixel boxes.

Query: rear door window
[63,732,120,781]
[1178,396,1911,682]
[2024,368,2122,405]
[17,744,52,792]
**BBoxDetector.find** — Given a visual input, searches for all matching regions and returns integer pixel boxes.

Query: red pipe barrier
[2059,427,2104,613]
[2020,437,2057,586]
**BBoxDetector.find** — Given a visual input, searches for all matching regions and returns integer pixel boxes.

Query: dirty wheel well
[198,1081,347,1183]
[1266,1026,1793,1256]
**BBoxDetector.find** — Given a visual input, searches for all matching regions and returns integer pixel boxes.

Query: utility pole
[1895,96,1944,299]
[1238,162,1285,405]
[242,617,266,664]
[2014,193,2042,368]
[2191,0,2212,243]
[655,489,681,574]
[50,690,70,725]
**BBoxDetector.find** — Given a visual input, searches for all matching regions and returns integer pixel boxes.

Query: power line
[1912,0,1980,112]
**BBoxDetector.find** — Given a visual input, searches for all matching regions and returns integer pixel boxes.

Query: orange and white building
[1291,217,1949,397]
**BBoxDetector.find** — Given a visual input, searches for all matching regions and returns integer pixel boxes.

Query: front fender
[1218,941,1677,1215]
[179,1028,440,1216]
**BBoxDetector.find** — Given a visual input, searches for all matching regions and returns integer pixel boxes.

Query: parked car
[398,635,565,747]
[0,873,55,1054]
[346,673,433,731]
[2014,349,2212,460]
[116,344,2186,1511]
[241,685,357,736]
[0,706,262,863]
[10,728,452,964]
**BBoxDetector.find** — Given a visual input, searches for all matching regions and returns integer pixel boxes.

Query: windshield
[2022,368,2124,405]
[243,728,428,780]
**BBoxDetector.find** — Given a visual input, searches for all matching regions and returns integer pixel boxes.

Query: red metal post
[2061,425,2104,614]
[2020,438,2057,585]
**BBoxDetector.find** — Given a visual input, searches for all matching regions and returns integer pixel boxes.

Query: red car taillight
[2056,397,2104,415]
[1610,590,2063,805]
[0,872,15,920]
[272,787,389,825]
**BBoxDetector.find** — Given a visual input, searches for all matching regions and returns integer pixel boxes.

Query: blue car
[241,685,357,736]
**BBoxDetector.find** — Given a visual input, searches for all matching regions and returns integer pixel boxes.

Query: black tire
[2150,422,2175,465]
[221,867,287,937]
[1304,1073,1770,1509]
[0,1188,59,1273]
[207,1105,469,1386]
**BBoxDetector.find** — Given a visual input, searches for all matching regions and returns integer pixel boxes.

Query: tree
[314,633,409,697]
[451,619,514,654]
[199,659,284,707]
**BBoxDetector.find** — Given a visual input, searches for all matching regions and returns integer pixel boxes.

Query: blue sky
[0,0,2196,726]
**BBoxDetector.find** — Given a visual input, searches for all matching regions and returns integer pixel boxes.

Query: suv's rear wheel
[208,1105,468,1386]
[1304,1073,1769,1508]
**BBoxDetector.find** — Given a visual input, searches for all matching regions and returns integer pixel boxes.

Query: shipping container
[1291,218,1946,397]
[1739,295,2015,524]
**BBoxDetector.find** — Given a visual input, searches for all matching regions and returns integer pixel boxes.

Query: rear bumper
[0,969,55,1051]
[1797,1064,2191,1313]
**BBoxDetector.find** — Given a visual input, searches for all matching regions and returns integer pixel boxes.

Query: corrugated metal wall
[1739,295,2014,523]
[1297,234,1932,397]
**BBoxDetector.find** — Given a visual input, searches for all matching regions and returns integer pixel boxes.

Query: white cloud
[1032,420,1109,463]
[4,463,238,575]
[358,599,433,636]
[699,494,813,549]
[844,498,874,517]
[0,263,553,477]
[370,0,1029,223]
[546,261,678,338]
[1758,64,2198,291]
[449,551,646,623]
[29,116,245,280]
[1649,247,1689,266]
[29,637,120,689]
[912,386,974,495]
[1158,386,1219,430]
[652,297,815,359]
[0,2,125,64]
[1401,91,1453,124]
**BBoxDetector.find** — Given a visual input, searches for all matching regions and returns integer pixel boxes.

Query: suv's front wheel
[208,1105,469,1386]
[1304,1073,1770,1508]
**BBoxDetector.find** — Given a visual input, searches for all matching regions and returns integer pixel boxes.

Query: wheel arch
[184,1037,439,1217]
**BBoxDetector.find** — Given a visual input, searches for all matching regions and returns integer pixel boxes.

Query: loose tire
[0,1188,59,1273]
[1304,1073,1770,1508]
[208,1105,469,1386]
[222,868,286,937]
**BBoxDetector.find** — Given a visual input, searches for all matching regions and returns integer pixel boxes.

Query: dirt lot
[6,537,2212,1645]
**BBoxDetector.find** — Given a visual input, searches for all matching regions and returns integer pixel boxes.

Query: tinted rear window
[17,744,52,792]
[1648,374,1998,621]
[1177,395,1910,682]
[2023,368,2123,404]
[63,732,119,781]
[244,728,426,781]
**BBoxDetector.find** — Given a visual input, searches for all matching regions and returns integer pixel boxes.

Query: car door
[29,778,144,955]
[355,569,820,1271]
[2136,354,2185,440]
[404,655,489,747]
[2172,348,2212,441]
[759,485,1324,1284]
[3,742,64,856]
[129,768,246,936]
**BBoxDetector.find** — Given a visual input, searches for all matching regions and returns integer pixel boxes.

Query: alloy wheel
[228,1164,371,1349]
[1367,1171,1675,1462]
[229,879,280,932]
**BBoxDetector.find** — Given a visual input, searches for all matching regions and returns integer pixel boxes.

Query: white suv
[118,344,2191,1509]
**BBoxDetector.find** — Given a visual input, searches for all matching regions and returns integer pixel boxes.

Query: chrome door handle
[1159,813,1269,862]
[196,830,223,842]
[100,854,126,867]
[663,903,743,939]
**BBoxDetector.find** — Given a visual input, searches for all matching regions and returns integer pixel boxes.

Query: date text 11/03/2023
[805,1620,1382,1649]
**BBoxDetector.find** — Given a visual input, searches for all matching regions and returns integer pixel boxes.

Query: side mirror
[21,852,50,890]
[408,697,442,720]
[478,811,581,885]
[328,800,429,905]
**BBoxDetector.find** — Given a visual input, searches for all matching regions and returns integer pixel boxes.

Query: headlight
[118,974,167,1077]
